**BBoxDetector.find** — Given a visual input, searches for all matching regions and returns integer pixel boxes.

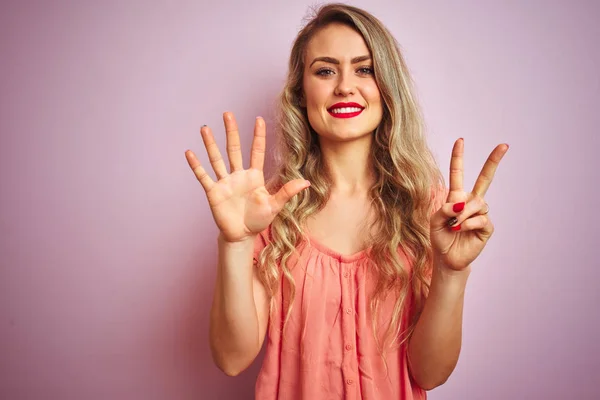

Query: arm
[407,263,470,390]
[209,233,269,376]
[185,112,310,376]
[409,138,508,390]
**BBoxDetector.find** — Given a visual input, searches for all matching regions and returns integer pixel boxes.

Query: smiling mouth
[327,106,364,119]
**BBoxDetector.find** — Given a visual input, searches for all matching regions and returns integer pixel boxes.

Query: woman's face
[302,23,383,142]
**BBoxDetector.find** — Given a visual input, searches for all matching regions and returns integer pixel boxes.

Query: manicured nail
[305,180,311,187]
[453,202,465,212]
[451,224,461,231]
[447,217,458,227]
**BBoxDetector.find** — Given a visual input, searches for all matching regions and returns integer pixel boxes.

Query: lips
[327,102,364,119]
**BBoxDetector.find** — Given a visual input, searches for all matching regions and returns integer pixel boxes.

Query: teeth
[331,107,362,114]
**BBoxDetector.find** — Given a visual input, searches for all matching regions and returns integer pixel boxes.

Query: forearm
[408,260,470,390]
[209,234,260,375]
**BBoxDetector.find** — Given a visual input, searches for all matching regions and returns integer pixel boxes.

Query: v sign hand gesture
[185,112,310,244]
[430,139,509,272]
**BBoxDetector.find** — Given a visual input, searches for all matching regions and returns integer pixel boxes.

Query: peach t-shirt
[252,229,427,400]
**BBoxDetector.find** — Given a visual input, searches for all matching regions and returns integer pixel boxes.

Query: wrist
[432,258,471,286]
[217,232,256,250]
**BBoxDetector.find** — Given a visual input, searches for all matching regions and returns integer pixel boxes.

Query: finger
[223,112,244,172]
[200,125,228,180]
[452,215,494,236]
[472,143,509,197]
[250,117,266,171]
[453,196,486,223]
[269,179,311,213]
[185,149,215,192]
[431,196,487,229]
[477,202,490,216]
[448,138,464,195]
[430,199,467,228]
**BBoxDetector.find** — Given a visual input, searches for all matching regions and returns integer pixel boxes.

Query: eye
[316,68,335,76]
[357,66,374,75]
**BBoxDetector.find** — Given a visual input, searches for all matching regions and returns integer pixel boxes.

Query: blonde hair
[256,3,444,351]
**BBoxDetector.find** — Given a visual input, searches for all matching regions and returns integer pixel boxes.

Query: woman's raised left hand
[430,139,509,272]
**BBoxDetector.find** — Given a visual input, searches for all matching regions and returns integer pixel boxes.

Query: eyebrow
[309,55,371,67]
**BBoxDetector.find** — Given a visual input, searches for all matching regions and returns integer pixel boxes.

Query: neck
[318,134,375,196]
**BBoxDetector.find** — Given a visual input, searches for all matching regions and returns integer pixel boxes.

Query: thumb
[430,201,465,230]
[270,179,311,213]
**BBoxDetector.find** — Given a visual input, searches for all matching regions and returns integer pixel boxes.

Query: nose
[334,71,355,97]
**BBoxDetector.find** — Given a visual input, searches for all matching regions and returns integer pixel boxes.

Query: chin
[318,128,374,142]
[308,113,380,141]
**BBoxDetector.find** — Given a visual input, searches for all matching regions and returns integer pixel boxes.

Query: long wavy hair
[256,3,444,351]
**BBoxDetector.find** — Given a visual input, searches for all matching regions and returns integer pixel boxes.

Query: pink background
[1,1,598,399]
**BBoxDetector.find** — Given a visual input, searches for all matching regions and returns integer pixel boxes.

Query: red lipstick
[327,102,364,119]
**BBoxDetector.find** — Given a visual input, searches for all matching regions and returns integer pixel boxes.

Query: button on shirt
[253,228,427,400]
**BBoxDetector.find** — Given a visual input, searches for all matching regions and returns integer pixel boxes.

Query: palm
[185,113,309,243]
[206,170,271,241]
[430,139,509,271]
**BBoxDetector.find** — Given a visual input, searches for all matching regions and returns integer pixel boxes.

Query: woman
[185,3,508,399]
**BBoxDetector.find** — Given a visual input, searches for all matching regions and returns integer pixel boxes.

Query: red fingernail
[451,224,461,231]
[453,202,465,212]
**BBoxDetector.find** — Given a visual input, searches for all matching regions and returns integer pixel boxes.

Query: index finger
[472,144,509,197]
[449,138,464,194]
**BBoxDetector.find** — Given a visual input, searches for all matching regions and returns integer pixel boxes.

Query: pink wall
[1,1,598,399]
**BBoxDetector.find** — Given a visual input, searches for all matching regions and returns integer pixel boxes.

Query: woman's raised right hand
[185,112,310,243]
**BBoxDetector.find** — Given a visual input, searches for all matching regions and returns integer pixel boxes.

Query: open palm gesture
[185,112,310,243]
[430,139,509,271]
